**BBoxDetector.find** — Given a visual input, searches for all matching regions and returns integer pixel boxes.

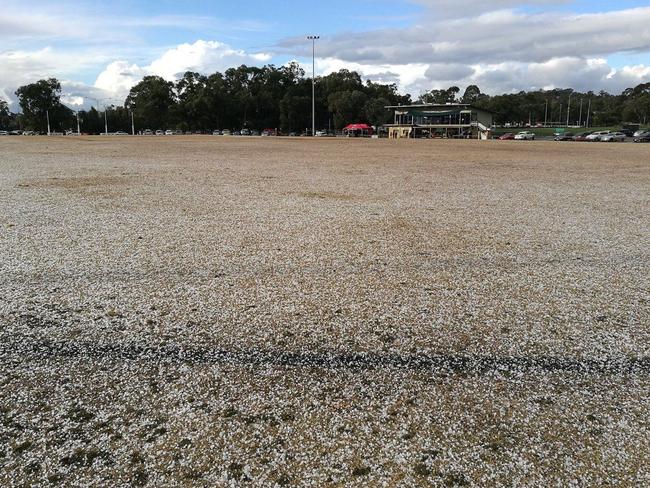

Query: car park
[498,133,515,140]
[633,131,650,142]
[514,131,535,140]
[600,131,626,142]
[585,131,610,141]
[554,132,574,141]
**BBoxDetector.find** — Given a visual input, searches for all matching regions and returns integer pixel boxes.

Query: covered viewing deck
[384,103,494,139]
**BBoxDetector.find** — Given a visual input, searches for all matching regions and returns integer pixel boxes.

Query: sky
[1,0,649,109]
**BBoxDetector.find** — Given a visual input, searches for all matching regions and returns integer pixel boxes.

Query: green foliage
[125,76,176,129]
[328,90,368,129]
[419,86,460,104]
[15,78,74,132]
[10,74,650,134]
[0,99,18,129]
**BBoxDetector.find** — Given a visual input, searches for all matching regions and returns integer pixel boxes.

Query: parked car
[114,131,128,136]
[155,130,164,135]
[572,132,592,141]
[600,131,626,142]
[250,129,260,136]
[498,133,515,140]
[240,128,251,136]
[222,129,231,136]
[315,130,328,137]
[143,129,154,135]
[164,130,174,135]
[212,130,221,135]
[554,132,574,141]
[633,131,650,143]
[514,131,535,140]
[0,130,8,135]
[619,129,635,137]
[633,129,649,137]
[585,131,610,141]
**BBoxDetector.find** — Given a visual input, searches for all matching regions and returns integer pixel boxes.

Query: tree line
[2,64,649,133]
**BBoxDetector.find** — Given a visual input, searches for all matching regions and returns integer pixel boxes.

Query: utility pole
[76,111,81,134]
[104,106,108,135]
[131,111,135,136]
[586,99,591,128]
[46,110,51,135]
[566,92,572,127]
[307,35,319,136]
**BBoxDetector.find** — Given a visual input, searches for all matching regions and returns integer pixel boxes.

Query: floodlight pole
[544,100,548,127]
[307,35,319,136]
[566,92,572,127]
[76,111,81,134]
[131,111,135,136]
[578,98,583,127]
[104,107,108,135]
[46,110,51,136]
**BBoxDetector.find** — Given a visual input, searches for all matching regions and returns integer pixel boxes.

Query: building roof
[385,103,495,113]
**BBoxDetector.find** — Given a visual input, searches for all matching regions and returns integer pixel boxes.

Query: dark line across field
[2,338,649,375]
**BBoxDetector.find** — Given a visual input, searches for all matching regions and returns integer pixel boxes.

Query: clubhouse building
[385,103,494,139]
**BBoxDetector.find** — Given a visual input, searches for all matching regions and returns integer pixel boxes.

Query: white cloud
[0,47,112,107]
[147,40,270,81]
[314,7,650,66]
[94,61,147,96]
[93,40,271,100]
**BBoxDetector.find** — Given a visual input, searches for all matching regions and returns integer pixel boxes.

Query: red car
[498,133,515,140]
[572,132,592,141]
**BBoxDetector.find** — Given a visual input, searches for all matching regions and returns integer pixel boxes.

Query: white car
[0,130,8,135]
[600,132,626,142]
[585,131,610,141]
[514,131,535,140]
[315,130,328,137]
[165,129,174,135]
[155,130,164,136]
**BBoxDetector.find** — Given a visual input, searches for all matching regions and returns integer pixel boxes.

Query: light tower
[307,35,320,136]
